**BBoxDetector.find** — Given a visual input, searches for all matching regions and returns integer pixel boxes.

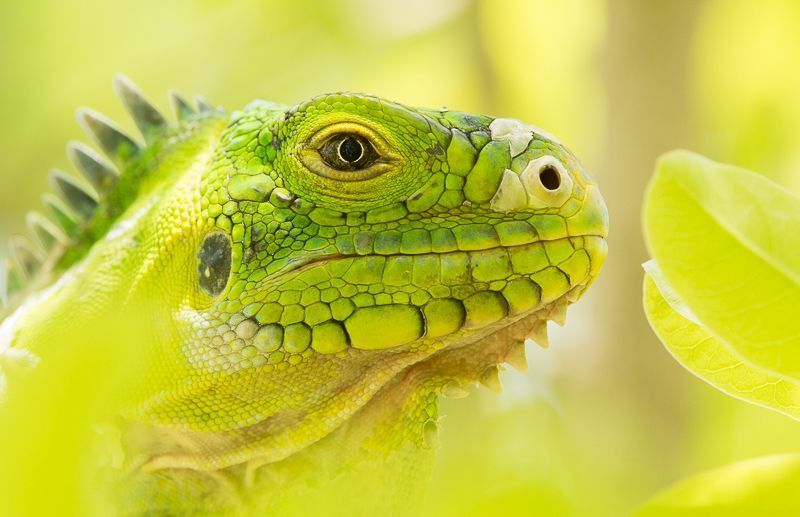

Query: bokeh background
[2,1,800,515]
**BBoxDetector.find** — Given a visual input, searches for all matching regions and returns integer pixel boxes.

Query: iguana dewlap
[0,76,608,515]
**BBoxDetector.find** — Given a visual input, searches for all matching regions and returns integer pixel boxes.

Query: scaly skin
[0,77,608,515]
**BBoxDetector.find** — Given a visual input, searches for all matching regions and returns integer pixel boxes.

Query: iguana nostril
[539,165,561,191]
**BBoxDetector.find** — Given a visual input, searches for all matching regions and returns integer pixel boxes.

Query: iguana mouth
[208,233,607,357]
[263,233,608,285]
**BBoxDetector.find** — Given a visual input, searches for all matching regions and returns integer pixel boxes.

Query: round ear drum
[197,232,232,297]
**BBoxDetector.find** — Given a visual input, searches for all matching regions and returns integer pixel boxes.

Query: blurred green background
[1,0,799,515]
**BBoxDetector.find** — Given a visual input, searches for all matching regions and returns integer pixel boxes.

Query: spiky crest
[169,90,196,121]
[67,141,119,195]
[1,75,224,311]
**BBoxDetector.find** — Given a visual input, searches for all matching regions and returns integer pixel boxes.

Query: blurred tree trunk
[598,0,704,498]
[465,0,498,114]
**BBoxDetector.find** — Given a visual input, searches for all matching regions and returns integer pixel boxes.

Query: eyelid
[298,120,401,181]
[307,122,394,158]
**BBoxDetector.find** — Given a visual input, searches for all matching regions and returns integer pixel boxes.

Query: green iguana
[0,76,608,515]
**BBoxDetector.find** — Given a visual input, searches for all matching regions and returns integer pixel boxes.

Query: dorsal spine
[1,75,223,310]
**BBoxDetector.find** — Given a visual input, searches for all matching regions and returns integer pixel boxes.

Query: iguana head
[1,79,607,476]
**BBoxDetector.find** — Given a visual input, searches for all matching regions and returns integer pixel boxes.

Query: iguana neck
[112,309,547,515]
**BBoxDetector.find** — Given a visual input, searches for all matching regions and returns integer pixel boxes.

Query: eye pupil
[316,132,380,173]
[338,137,364,163]
[539,165,561,191]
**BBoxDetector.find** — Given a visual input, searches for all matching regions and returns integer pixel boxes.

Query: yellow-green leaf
[643,262,800,420]
[644,150,800,380]
[633,454,800,517]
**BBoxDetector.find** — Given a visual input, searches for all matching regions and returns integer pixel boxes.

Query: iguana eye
[300,122,399,181]
[319,133,379,171]
[197,232,232,297]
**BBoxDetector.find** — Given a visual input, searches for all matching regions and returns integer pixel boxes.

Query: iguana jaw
[137,228,606,473]
[256,234,607,350]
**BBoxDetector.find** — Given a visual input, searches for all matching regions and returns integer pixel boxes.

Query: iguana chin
[0,76,608,515]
